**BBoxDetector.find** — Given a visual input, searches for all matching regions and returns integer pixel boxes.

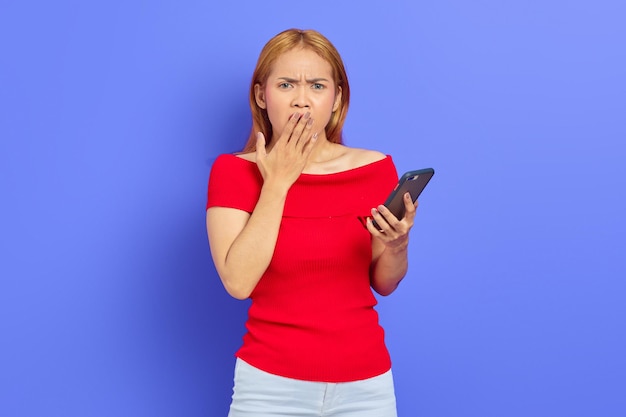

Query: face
[254,47,342,142]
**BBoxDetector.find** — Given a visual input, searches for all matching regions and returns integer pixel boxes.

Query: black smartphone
[372,168,435,230]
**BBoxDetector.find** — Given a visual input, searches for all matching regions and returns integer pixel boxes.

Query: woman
[206,28,417,417]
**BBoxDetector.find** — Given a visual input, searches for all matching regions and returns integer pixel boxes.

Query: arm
[206,181,288,299]
[366,192,418,296]
[206,113,316,299]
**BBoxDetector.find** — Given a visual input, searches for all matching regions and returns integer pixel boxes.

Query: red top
[206,154,398,382]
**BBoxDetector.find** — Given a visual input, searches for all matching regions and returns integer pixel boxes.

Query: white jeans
[228,358,397,417]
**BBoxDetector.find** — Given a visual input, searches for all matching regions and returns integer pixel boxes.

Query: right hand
[255,112,318,190]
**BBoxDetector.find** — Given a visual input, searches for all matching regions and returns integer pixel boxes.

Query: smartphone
[372,168,435,230]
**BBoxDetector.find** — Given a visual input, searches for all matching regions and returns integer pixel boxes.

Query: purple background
[1,1,625,416]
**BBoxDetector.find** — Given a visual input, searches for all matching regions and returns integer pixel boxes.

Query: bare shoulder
[235,152,256,162]
[311,145,386,173]
[343,147,387,169]
[234,152,256,162]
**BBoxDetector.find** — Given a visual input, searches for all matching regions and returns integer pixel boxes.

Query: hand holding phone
[372,168,434,230]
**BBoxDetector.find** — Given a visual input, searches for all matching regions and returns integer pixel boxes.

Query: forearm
[370,242,409,296]
[366,193,418,296]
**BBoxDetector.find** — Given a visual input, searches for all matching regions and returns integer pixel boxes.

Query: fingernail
[312,132,318,141]
[291,112,300,120]
[304,112,310,119]
[307,118,313,126]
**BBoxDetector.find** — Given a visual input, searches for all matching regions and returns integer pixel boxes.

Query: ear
[332,86,342,112]
[254,84,266,109]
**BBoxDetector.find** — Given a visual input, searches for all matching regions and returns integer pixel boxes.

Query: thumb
[256,132,267,158]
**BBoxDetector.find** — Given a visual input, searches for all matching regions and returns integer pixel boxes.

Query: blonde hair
[241,29,350,153]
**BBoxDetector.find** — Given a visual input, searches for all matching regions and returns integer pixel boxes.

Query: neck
[308,137,341,164]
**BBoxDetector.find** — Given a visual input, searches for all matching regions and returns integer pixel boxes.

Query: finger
[295,117,315,153]
[277,112,301,146]
[256,132,267,158]
[301,131,318,157]
[288,111,311,144]
[376,204,409,233]
[370,207,393,233]
[365,217,385,236]
[402,192,417,221]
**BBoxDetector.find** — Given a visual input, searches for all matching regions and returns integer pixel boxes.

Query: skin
[206,47,418,299]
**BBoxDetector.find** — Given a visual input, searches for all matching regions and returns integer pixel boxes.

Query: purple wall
[1,1,625,416]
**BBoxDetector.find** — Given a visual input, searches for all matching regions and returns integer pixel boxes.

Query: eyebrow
[277,77,330,83]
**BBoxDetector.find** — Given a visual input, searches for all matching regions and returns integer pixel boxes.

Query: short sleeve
[206,154,263,212]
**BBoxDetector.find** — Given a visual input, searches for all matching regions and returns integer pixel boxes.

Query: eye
[278,82,292,89]
[312,83,325,90]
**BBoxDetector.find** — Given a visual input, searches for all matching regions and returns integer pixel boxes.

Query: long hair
[241,29,350,153]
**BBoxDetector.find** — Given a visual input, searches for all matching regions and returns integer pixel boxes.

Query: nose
[291,86,310,109]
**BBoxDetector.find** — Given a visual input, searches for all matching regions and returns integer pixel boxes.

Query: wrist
[260,179,290,199]
[384,237,409,255]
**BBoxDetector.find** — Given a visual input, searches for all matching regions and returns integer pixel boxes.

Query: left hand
[366,192,418,249]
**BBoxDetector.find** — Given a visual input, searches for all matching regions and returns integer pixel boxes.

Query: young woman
[206,28,418,417]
